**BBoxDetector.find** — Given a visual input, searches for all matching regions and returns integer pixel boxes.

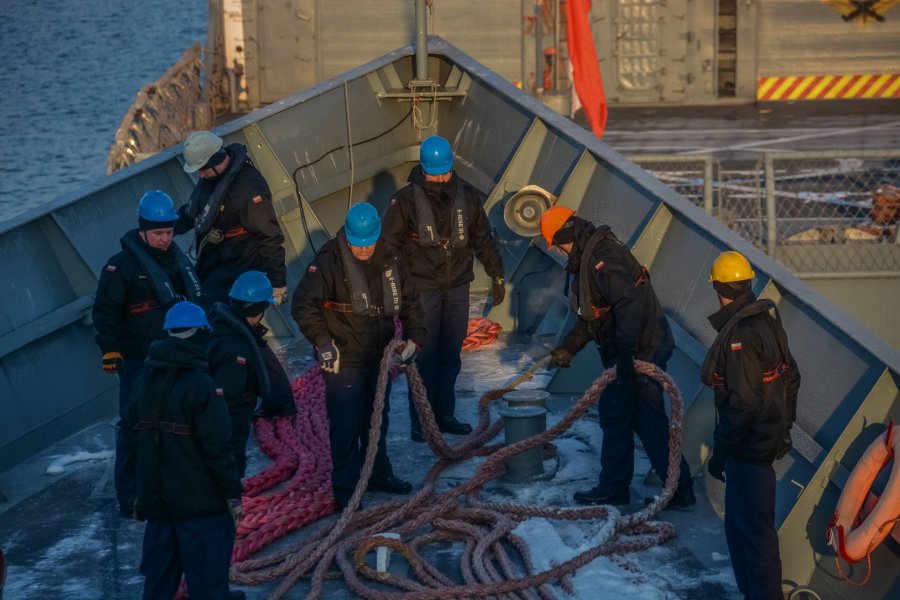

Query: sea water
[0,0,206,224]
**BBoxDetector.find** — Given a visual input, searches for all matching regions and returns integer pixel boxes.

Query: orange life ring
[829,421,900,564]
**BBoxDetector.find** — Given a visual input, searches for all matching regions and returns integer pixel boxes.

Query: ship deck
[0,299,738,599]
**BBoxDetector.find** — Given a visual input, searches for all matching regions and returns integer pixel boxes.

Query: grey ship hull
[1,37,897,597]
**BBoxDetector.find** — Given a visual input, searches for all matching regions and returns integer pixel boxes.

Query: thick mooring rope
[228,342,686,599]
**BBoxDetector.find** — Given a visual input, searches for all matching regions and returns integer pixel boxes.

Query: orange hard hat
[539,206,575,247]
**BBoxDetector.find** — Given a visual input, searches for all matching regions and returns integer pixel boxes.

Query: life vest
[184,143,248,250]
[121,233,202,310]
[411,182,468,248]
[330,229,401,317]
[208,302,271,399]
[828,421,900,566]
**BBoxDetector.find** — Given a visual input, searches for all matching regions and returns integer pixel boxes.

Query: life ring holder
[826,421,900,586]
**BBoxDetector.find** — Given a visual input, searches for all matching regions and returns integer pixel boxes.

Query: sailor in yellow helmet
[701,250,801,600]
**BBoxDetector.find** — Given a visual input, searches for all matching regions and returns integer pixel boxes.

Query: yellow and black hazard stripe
[757,74,900,101]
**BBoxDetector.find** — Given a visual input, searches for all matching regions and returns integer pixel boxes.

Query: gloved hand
[102,352,124,374]
[549,347,572,368]
[318,340,340,374]
[399,339,420,365]
[491,277,506,307]
[272,287,288,306]
[707,451,727,483]
[227,498,242,527]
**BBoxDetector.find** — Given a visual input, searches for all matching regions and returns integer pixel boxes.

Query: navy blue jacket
[123,336,242,520]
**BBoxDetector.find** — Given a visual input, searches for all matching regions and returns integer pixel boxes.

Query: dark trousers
[140,512,235,600]
[411,283,470,430]
[115,358,145,507]
[257,343,296,414]
[724,459,782,600]
[324,364,394,505]
[596,364,692,495]
[229,399,255,478]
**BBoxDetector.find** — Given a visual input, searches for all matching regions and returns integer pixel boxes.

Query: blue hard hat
[419,135,453,175]
[344,202,381,246]
[137,190,179,222]
[163,301,211,331]
[228,271,275,303]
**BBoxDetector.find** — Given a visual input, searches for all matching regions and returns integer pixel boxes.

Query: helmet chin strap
[168,327,199,339]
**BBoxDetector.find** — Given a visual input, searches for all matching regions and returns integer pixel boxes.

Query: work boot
[410,426,425,443]
[436,416,473,435]
[366,475,413,495]
[573,486,630,506]
[644,487,696,511]
[251,403,297,419]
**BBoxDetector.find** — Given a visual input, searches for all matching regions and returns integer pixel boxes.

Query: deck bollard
[499,405,547,482]
[503,389,549,409]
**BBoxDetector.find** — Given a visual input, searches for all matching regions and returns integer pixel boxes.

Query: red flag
[566,0,608,138]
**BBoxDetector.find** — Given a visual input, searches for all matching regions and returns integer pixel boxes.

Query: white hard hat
[182,131,224,173]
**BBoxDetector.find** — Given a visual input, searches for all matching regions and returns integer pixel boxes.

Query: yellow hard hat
[539,206,575,247]
[710,250,755,283]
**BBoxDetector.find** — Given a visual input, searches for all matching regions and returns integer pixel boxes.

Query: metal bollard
[503,389,549,409]
[499,405,547,482]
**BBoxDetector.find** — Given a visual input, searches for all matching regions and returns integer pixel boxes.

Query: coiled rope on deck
[229,341,686,599]
[462,317,502,351]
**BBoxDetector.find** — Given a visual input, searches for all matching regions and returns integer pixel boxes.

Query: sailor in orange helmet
[539,206,695,509]
[702,250,800,599]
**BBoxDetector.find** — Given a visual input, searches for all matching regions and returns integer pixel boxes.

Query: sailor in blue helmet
[292,202,426,508]
[207,271,296,475]
[382,135,505,442]
[92,190,202,516]
[176,130,289,306]
[121,301,244,600]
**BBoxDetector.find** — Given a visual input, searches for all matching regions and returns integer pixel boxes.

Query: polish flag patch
[215,388,225,396]
[730,342,743,351]
[236,356,247,365]
[594,261,605,271]
[390,198,397,206]
[308,265,317,273]
[252,195,264,204]
[105,265,117,272]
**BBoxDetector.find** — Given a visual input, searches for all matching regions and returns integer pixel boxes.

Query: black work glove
[102,352,124,374]
[549,347,572,368]
[317,340,340,374]
[707,451,727,483]
[399,339,420,365]
[491,277,506,307]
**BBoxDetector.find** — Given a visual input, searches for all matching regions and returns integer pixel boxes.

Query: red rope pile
[233,364,336,561]
[462,317,502,351]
